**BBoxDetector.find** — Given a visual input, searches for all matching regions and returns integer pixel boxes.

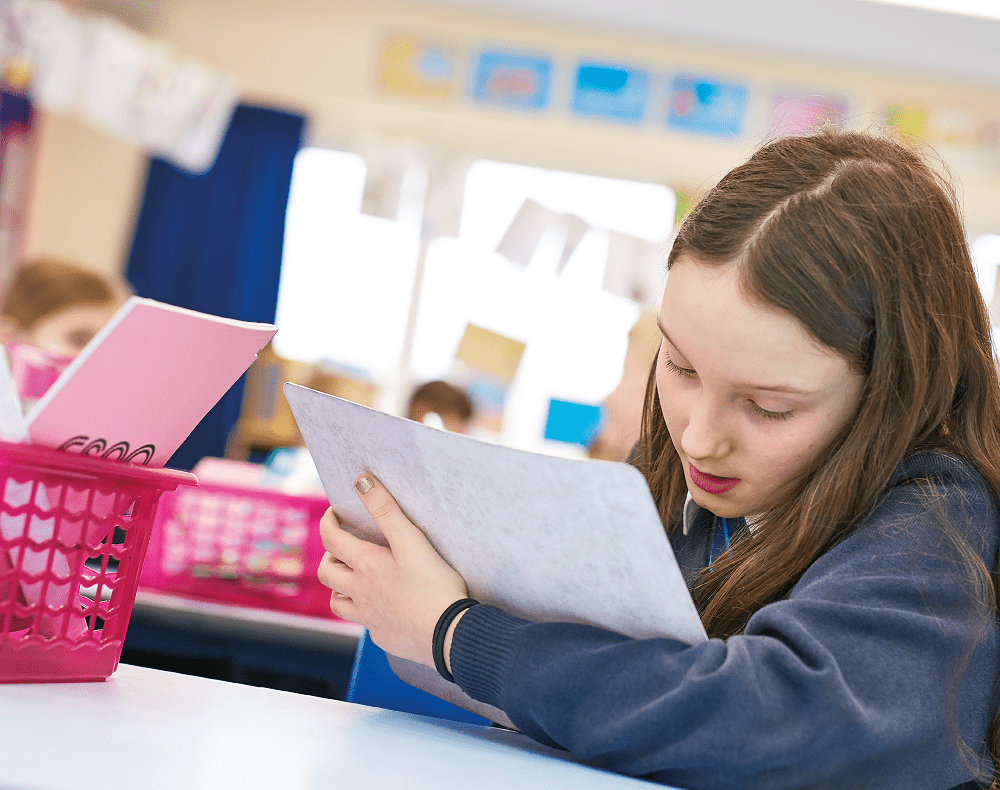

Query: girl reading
[317,130,1000,790]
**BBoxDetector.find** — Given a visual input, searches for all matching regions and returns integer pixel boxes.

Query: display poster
[450,324,526,436]
[543,398,603,447]
[883,104,928,142]
[667,73,747,138]
[469,49,551,111]
[571,62,649,124]
[376,34,459,100]
[768,89,849,137]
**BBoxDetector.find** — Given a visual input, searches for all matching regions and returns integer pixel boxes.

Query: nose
[680,395,732,462]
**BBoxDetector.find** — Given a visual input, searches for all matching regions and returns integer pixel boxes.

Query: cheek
[655,364,684,443]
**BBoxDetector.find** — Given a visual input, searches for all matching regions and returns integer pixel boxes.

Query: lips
[689,464,741,495]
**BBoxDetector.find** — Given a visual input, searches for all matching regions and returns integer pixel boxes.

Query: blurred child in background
[0,258,129,411]
[588,308,661,462]
[405,380,476,434]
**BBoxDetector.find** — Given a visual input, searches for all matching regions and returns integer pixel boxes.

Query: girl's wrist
[443,608,469,677]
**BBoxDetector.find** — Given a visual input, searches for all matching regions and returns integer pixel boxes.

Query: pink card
[25,297,277,468]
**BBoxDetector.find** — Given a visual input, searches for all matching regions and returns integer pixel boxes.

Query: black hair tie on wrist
[433,597,479,683]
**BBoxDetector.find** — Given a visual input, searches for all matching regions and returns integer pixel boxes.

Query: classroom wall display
[449,323,526,435]
[925,107,1000,156]
[603,231,665,304]
[15,0,238,173]
[468,48,552,111]
[882,104,928,142]
[543,398,603,446]
[495,197,588,271]
[667,73,748,138]
[375,34,460,101]
[570,61,650,124]
[880,102,1000,168]
[768,88,849,137]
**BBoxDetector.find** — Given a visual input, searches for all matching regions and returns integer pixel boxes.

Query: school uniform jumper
[449,453,1000,790]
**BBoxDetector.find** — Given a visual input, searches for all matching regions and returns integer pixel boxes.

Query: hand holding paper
[317,473,468,668]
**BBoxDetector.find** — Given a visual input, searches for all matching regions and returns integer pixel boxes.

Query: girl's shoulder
[862,450,998,561]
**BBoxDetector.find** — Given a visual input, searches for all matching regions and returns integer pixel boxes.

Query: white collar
[682,492,761,535]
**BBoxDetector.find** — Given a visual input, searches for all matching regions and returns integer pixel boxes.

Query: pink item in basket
[141,481,334,617]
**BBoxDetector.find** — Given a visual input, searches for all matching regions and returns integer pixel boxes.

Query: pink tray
[140,482,334,618]
[0,441,196,683]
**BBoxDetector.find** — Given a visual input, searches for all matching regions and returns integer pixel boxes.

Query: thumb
[354,473,418,548]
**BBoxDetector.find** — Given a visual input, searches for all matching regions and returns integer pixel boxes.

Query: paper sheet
[284,384,706,726]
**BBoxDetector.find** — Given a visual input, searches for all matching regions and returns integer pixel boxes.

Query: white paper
[284,383,706,726]
[495,198,559,267]
[555,213,590,274]
[603,231,665,303]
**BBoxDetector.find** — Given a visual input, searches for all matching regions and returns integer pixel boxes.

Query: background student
[317,130,1000,790]
[0,258,129,409]
[405,380,476,434]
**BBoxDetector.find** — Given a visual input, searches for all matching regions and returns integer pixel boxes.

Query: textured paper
[26,297,276,467]
[284,384,706,726]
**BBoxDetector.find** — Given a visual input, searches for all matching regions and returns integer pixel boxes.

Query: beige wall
[23,0,1000,273]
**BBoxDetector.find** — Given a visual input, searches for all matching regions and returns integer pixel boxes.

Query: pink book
[25,297,277,468]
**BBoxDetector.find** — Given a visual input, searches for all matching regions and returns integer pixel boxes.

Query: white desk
[0,664,666,790]
[132,589,365,653]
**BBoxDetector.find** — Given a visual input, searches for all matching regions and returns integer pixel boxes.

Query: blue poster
[571,62,650,124]
[543,399,603,447]
[469,49,552,111]
[667,74,748,138]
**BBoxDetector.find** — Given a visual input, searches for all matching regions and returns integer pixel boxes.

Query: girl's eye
[664,353,696,378]
[748,400,793,422]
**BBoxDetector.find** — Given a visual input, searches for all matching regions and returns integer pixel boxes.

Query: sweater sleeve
[448,459,1000,790]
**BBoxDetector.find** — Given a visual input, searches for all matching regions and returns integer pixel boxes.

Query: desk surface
[132,589,364,654]
[0,664,663,790]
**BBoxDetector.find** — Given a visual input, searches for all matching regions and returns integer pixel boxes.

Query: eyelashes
[663,355,696,378]
[662,350,794,422]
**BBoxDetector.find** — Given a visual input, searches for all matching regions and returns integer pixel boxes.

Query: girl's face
[657,256,864,518]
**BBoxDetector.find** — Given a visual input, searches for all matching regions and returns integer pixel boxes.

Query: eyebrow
[656,318,815,396]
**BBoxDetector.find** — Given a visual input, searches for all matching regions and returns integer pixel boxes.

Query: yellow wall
[23,0,1000,273]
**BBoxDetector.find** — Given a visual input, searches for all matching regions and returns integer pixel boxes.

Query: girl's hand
[317,473,469,668]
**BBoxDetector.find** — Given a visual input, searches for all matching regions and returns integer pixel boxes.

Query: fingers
[353,473,418,547]
[317,550,354,594]
[319,507,376,568]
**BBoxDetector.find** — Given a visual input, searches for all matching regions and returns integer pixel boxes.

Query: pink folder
[25,297,277,468]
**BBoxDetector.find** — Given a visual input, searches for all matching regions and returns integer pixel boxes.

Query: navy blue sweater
[449,453,1000,789]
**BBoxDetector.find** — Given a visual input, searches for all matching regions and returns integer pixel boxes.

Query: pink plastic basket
[140,482,334,617]
[0,441,196,683]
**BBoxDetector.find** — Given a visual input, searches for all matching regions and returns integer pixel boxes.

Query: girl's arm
[319,466,999,790]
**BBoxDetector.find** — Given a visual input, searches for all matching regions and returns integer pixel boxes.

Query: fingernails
[356,475,373,495]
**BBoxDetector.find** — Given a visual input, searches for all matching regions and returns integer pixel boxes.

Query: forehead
[660,257,849,388]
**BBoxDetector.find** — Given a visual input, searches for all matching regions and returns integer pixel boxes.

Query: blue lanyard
[708,517,732,572]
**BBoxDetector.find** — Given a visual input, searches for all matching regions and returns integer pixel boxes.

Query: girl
[317,131,1000,790]
[0,258,129,410]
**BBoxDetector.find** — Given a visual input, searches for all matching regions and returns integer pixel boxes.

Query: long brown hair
[633,130,1000,785]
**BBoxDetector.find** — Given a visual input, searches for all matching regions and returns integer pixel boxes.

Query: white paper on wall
[360,144,417,221]
[555,212,590,274]
[495,198,560,267]
[603,230,666,303]
[421,156,468,239]
[6,0,238,174]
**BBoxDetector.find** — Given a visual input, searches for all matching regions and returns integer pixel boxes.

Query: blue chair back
[347,629,489,725]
